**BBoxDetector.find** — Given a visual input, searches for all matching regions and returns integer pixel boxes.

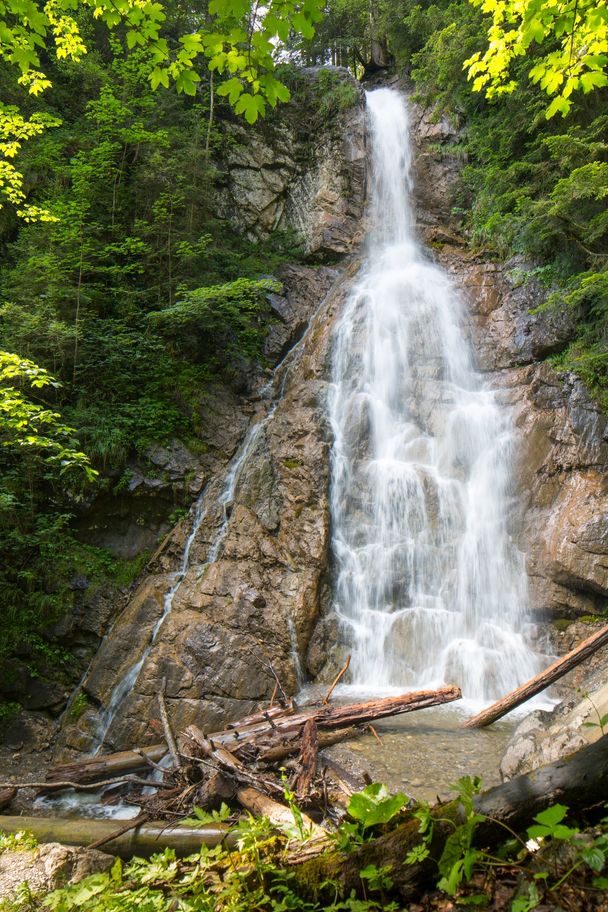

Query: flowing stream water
[329,88,541,708]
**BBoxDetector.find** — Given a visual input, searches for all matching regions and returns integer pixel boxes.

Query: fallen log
[236,787,328,841]
[46,744,168,785]
[243,686,462,747]
[290,734,608,903]
[46,704,297,788]
[0,816,238,858]
[225,702,294,729]
[295,719,318,798]
[464,622,608,728]
[0,788,16,811]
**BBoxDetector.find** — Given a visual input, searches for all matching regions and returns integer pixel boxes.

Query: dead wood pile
[1,685,461,848]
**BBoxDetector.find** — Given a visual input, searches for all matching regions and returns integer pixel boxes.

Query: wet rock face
[217,68,367,259]
[57,264,346,754]
[410,107,608,624]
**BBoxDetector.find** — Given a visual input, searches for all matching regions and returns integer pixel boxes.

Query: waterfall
[329,88,539,706]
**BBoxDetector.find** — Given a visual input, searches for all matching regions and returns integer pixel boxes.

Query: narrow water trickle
[329,88,540,707]
[89,266,338,754]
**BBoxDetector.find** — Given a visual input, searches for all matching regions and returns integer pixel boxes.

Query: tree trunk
[0,816,237,858]
[464,623,608,728]
[290,735,608,903]
[45,745,168,785]
[236,787,328,841]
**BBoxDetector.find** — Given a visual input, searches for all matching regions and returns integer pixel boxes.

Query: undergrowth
[2,779,607,911]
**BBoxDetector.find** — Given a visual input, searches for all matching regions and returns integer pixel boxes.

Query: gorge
[45,78,607,795]
[1,0,607,900]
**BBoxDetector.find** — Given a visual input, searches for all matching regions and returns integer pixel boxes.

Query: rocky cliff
[55,70,367,756]
[407,91,608,778]
[56,75,607,764]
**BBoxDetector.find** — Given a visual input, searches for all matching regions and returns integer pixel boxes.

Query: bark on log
[0,788,16,811]
[46,706,295,787]
[281,686,461,734]
[46,745,168,785]
[295,719,318,798]
[291,734,608,903]
[0,816,238,858]
[464,622,608,728]
[258,726,359,761]
[236,787,328,841]
[225,703,294,729]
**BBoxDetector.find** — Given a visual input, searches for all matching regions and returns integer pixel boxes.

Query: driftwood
[0,815,237,858]
[236,787,327,841]
[30,686,463,840]
[295,719,318,798]
[46,687,459,792]
[0,788,16,811]
[256,686,462,736]
[290,734,608,903]
[46,744,168,785]
[465,622,608,728]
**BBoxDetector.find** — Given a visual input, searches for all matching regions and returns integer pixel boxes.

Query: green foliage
[147,277,280,364]
[0,23,300,687]
[314,68,360,116]
[347,784,408,829]
[0,0,325,219]
[9,787,606,910]
[436,778,485,896]
[465,0,608,118]
[67,690,90,723]
[0,830,38,854]
[182,803,232,825]
[333,783,407,853]
[0,352,96,480]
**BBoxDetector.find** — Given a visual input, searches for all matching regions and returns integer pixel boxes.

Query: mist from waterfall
[328,88,540,706]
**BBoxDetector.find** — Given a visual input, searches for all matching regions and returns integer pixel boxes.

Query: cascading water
[329,88,540,706]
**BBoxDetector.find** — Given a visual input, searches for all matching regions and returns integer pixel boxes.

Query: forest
[0,0,607,906]
[1,0,605,713]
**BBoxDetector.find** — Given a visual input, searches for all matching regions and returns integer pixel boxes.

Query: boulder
[500,678,608,780]
[0,843,113,901]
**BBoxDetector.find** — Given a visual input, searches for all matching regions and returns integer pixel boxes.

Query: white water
[329,89,540,707]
